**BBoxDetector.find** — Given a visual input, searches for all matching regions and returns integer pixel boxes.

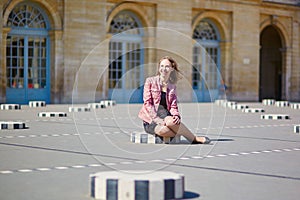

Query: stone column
[290,17,300,101]
[231,4,260,101]
[156,0,193,102]
[220,40,233,99]
[49,30,64,103]
[0,28,11,103]
[63,0,107,103]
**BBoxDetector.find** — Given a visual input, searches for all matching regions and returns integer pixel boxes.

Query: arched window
[6,3,50,104]
[7,4,48,28]
[109,12,140,34]
[193,21,218,40]
[192,20,220,102]
[108,11,144,103]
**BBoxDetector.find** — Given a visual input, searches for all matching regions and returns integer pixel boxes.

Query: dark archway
[259,25,283,101]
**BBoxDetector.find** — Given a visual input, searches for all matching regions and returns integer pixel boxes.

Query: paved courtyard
[0,102,300,200]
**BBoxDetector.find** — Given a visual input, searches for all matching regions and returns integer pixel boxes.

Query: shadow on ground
[183,191,200,199]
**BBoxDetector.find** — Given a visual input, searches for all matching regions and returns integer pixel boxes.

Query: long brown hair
[157,56,181,84]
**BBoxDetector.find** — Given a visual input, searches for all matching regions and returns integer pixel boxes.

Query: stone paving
[0,101,300,200]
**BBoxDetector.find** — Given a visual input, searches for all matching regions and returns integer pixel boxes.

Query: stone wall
[290,11,300,101]
[230,3,260,101]
[0,0,299,103]
[63,0,107,103]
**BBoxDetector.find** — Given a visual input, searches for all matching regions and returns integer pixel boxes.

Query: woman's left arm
[168,85,181,119]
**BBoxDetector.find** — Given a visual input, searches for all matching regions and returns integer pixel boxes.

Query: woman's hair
[157,56,182,84]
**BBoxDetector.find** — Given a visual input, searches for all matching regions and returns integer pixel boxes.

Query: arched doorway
[259,25,283,101]
[108,11,144,103]
[5,2,51,104]
[192,19,221,102]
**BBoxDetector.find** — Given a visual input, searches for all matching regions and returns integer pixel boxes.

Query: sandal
[192,136,211,144]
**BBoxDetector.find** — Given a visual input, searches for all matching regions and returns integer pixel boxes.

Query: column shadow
[183,191,200,199]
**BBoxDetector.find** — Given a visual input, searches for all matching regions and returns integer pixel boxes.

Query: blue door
[108,11,144,103]
[192,44,220,102]
[6,3,50,104]
[192,20,221,102]
[108,40,144,103]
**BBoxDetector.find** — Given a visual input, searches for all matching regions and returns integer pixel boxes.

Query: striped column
[90,171,184,200]
[291,103,300,109]
[88,103,106,109]
[294,125,300,134]
[101,100,116,107]
[261,114,289,120]
[29,101,46,107]
[230,104,249,110]
[131,132,181,144]
[214,99,227,106]
[69,107,91,112]
[274,101,290,107]
[223,101,237,108]
[0,121,26,130]
[242,108,264,113]
[262,99,275,106]
[0,104,21,110]
[38,112,67,117]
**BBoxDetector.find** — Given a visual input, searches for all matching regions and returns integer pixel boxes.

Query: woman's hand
[172,115,181,125]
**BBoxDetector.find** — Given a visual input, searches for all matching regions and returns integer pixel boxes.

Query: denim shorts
[143,121,157,135]
[143,108,171,134]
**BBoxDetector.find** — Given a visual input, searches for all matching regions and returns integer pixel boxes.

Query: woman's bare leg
[154,124,176,137]
[164,116,208,143]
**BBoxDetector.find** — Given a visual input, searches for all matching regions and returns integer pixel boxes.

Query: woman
[138,56,210,144]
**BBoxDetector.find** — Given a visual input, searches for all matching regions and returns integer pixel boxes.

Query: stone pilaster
[231,4,260,101]
[290,15,300,101]
[156,0,193,102]
[49,30,64,103]
[0,28,10,103]
[63,0,107,103]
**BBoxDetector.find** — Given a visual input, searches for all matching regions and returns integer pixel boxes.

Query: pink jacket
[138,75,180,123]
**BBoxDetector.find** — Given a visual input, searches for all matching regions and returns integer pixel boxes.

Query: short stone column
[90,170,184,200]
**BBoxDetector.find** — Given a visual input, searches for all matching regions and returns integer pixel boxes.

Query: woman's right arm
[143,78,158,122]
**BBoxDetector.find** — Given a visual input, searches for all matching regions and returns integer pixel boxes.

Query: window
[108,11,143,90]
[6,36,25,88]
[5,2,50,103]
[27,37,47,88]
[109,12,140,34]
[7,4,47,29]
[192,20,220,91]
[193,21,218,40]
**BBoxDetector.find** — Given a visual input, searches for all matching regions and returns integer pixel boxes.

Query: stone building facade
[1,0,299,104]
